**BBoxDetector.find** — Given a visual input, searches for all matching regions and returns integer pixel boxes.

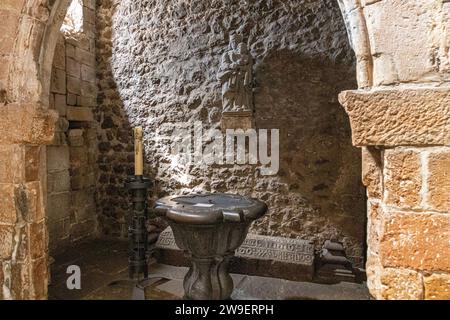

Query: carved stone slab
[155,227,315,281]
[221,111,254,130]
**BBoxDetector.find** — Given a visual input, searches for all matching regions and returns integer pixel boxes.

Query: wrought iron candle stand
[125,175,169,300]
[108,175,166,300]
[126,175,152,279]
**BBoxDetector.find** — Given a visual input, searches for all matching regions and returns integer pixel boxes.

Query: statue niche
[217,34,255,129]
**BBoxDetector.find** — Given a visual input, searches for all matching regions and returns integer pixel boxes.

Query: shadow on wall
[95,4,164,238]
[251,49,366,264]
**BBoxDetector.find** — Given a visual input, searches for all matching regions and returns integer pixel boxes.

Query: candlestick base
[107,274,168,300]
[125,175,152,279]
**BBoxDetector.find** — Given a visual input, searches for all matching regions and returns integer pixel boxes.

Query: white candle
[134,126,143,176]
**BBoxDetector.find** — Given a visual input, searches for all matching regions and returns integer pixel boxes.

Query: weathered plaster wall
[47,0,98,254]
[96,0,365,264]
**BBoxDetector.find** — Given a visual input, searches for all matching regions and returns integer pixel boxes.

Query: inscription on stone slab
[236,234,314,265]
[156,227,314,266]
[156,228,177,249]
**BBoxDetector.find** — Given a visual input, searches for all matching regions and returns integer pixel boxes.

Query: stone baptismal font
[154,193,267,300]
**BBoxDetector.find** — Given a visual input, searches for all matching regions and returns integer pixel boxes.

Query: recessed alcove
[1,0,449,300]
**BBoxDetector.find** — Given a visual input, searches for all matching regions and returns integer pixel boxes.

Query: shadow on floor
[48,238,370,300]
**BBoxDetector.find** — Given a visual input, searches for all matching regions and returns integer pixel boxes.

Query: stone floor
[48,238,371,300]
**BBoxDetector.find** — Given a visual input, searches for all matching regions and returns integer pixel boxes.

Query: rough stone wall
[96,0,365,264]
[339,0,450,300]
[47,0,98,254]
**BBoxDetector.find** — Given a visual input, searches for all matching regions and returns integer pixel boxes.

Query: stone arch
[7,0,72,105]
[336,0,373,88]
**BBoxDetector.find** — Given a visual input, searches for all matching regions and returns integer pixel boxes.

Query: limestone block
[10,262,32,299]
[70,175,85,190]
[51,68,66,94]
[0,261,3,299]
[68,129,84,146]
[0,9,20,54]
[0,184,15,224]
[70,146,88,167]
[365,253,382,299]
[0,104,58,145]
[67,75,81,95]
[361,147,382,198]
[23,181,45,223]
[7,14,46,103]
[71,189,94,210]
[363,0,446,85]
[47,192,70,221]
[221,112,254,130]
[427,151,450,212]
[0,225,14,259]
[29,222,45,259]
[55,117,69,132]
[76,95,96,107]
[1,0,25,13]
[66,57,81,78]
[31,257,48,299]
[48,218,70,249]
[53,36,66,70]
[367,199,383,256]
[49,93,55,109]
[384,149,422,209]
[0,56,9,92]
[380,211,450,272]
[85,0,96,10]
[54,94,67,116]
[76,47,95,65]
[81,64,96,83]
[67,93,77,106]
[80,80,97,98]
[47,170,70,193]
[67,36,90,51]
[24,146,42,182]
[50,132,67,146]
[67,106,94,122]
[0,144,24,183]
[83,6,95,25]
[70,219,96,241]
[83,22,95,39]
[424,273,450,300]
[73,200,94,222]
[339,88,450,146]
[47,145,70,172]
[380,268,423,300]
[339,4,372,88]
[66,42,76,58]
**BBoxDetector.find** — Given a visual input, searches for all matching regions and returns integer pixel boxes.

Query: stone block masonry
[340,122,450,299]
[47,0,98,255]
[0,145,49,299]
[338,0,450,299]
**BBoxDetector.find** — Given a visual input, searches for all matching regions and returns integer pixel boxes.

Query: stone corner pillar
[338,86,450,300]
[0,103,58,300]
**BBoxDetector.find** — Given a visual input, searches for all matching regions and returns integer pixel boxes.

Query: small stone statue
[217,34,253,113]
